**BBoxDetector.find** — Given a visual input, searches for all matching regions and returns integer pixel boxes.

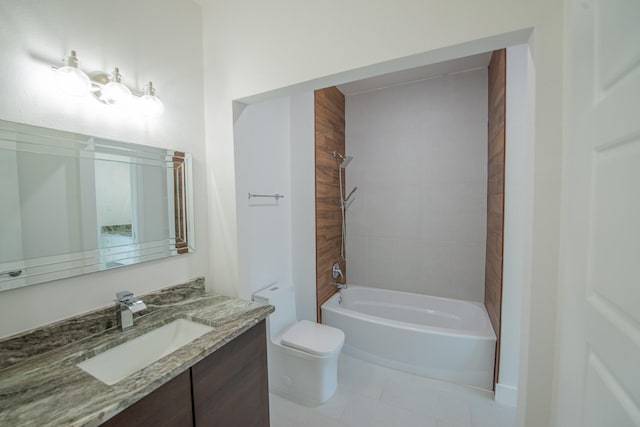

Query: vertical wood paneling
[315,87,345,322]
[485,49,506,389]
[173,153,188,254]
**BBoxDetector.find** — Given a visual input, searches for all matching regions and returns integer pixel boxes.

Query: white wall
[234,98,292,299]
[234,92,317,322]
[345,70,488,302]
[496,45,535,406]
[290,91,317,322]
[201,1,564,425]
[0,0,208,339]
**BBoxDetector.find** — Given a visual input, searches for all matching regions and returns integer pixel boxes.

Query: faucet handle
[332,263,344,280]
[115,290,134,302]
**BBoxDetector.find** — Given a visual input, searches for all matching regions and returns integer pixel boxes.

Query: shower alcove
[233,45,533,401]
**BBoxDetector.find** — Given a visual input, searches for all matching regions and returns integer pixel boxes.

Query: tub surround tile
[451,242,486,302]
[0,277,273,427]
[345,235,368,286]
[345,69,488,302]
[366,237,395,289]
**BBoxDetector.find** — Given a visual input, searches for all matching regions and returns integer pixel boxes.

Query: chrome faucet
[332,263,347,290]
[115,291,147,331]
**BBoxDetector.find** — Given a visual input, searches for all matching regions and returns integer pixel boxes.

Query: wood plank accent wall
[486,49,506,389]
[315,87,346,322]
[173,153,188,254]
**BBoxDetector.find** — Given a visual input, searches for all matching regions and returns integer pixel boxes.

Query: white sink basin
[77,318,213,385]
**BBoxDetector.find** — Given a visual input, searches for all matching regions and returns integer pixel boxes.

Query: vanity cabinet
[100,370,193,427]
[101,320,269,427]
[192,318,270,426]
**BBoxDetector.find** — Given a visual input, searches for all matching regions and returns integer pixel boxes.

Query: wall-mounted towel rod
[248,193,285,200]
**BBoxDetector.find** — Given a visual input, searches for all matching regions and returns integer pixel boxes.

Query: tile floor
[269,354,516,427]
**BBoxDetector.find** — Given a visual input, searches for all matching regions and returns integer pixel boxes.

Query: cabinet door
[101,370,193,427]
[192,320,269,427]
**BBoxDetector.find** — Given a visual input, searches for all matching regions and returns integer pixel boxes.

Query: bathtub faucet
[332,263,344,280]
[332,263,347,290]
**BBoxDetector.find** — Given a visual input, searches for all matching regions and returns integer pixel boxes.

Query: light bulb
[55,51,91,97]
[139,82,164,116]
[101,82,132,104]
[100,68,132,106]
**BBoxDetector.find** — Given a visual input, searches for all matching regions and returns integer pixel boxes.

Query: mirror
[0,119,194,291]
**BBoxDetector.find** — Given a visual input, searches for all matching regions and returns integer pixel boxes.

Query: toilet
[253,283,344,406]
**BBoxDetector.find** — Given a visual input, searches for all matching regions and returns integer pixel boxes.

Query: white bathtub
[321,285,496,390]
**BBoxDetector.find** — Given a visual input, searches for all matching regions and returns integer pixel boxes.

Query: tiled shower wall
[345,69,488,302]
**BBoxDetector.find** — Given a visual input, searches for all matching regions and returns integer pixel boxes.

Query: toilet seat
[281,320,344,356]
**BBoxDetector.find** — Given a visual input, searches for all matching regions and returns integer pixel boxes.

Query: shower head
[340,156,353,168]
[332,151,353,168]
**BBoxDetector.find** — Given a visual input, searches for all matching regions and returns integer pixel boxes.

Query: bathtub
[321,285,496,390]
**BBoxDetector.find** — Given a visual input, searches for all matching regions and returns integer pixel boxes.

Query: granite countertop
[0,278,273,427]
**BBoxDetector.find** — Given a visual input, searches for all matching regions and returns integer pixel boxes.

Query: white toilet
[253,283,344,406]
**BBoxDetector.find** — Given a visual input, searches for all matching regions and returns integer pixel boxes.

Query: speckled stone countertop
[0,278,273,427]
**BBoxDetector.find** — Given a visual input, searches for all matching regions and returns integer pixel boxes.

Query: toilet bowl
[253,284,344,406]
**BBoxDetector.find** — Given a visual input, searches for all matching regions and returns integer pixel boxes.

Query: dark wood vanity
[101,321,269,427]
[0,281,273,426]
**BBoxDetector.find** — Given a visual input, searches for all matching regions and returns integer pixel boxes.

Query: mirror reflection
[0,119,194,291]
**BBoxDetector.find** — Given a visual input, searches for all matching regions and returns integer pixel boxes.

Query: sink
[77,318,213,385]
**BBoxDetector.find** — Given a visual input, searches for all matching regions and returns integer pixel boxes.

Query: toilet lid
[281,320,345,356]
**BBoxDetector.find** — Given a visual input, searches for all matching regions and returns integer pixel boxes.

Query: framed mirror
[0,119,194,291]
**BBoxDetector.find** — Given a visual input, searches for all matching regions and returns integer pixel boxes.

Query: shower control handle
[332,263,344,280]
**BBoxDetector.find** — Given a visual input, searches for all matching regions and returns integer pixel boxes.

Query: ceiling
[337,52,492,96]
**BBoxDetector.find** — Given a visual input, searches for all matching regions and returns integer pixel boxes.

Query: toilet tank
[253,284,297,335]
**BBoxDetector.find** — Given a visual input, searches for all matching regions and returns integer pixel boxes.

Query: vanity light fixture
[54,50,92,97]
[51,50,164,116]
[139,82,165,116]
[97,67,132,106]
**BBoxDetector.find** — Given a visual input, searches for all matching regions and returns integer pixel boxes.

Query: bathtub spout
[335,283,347,290]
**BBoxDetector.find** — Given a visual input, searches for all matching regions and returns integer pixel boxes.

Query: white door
[554,0,640,426]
